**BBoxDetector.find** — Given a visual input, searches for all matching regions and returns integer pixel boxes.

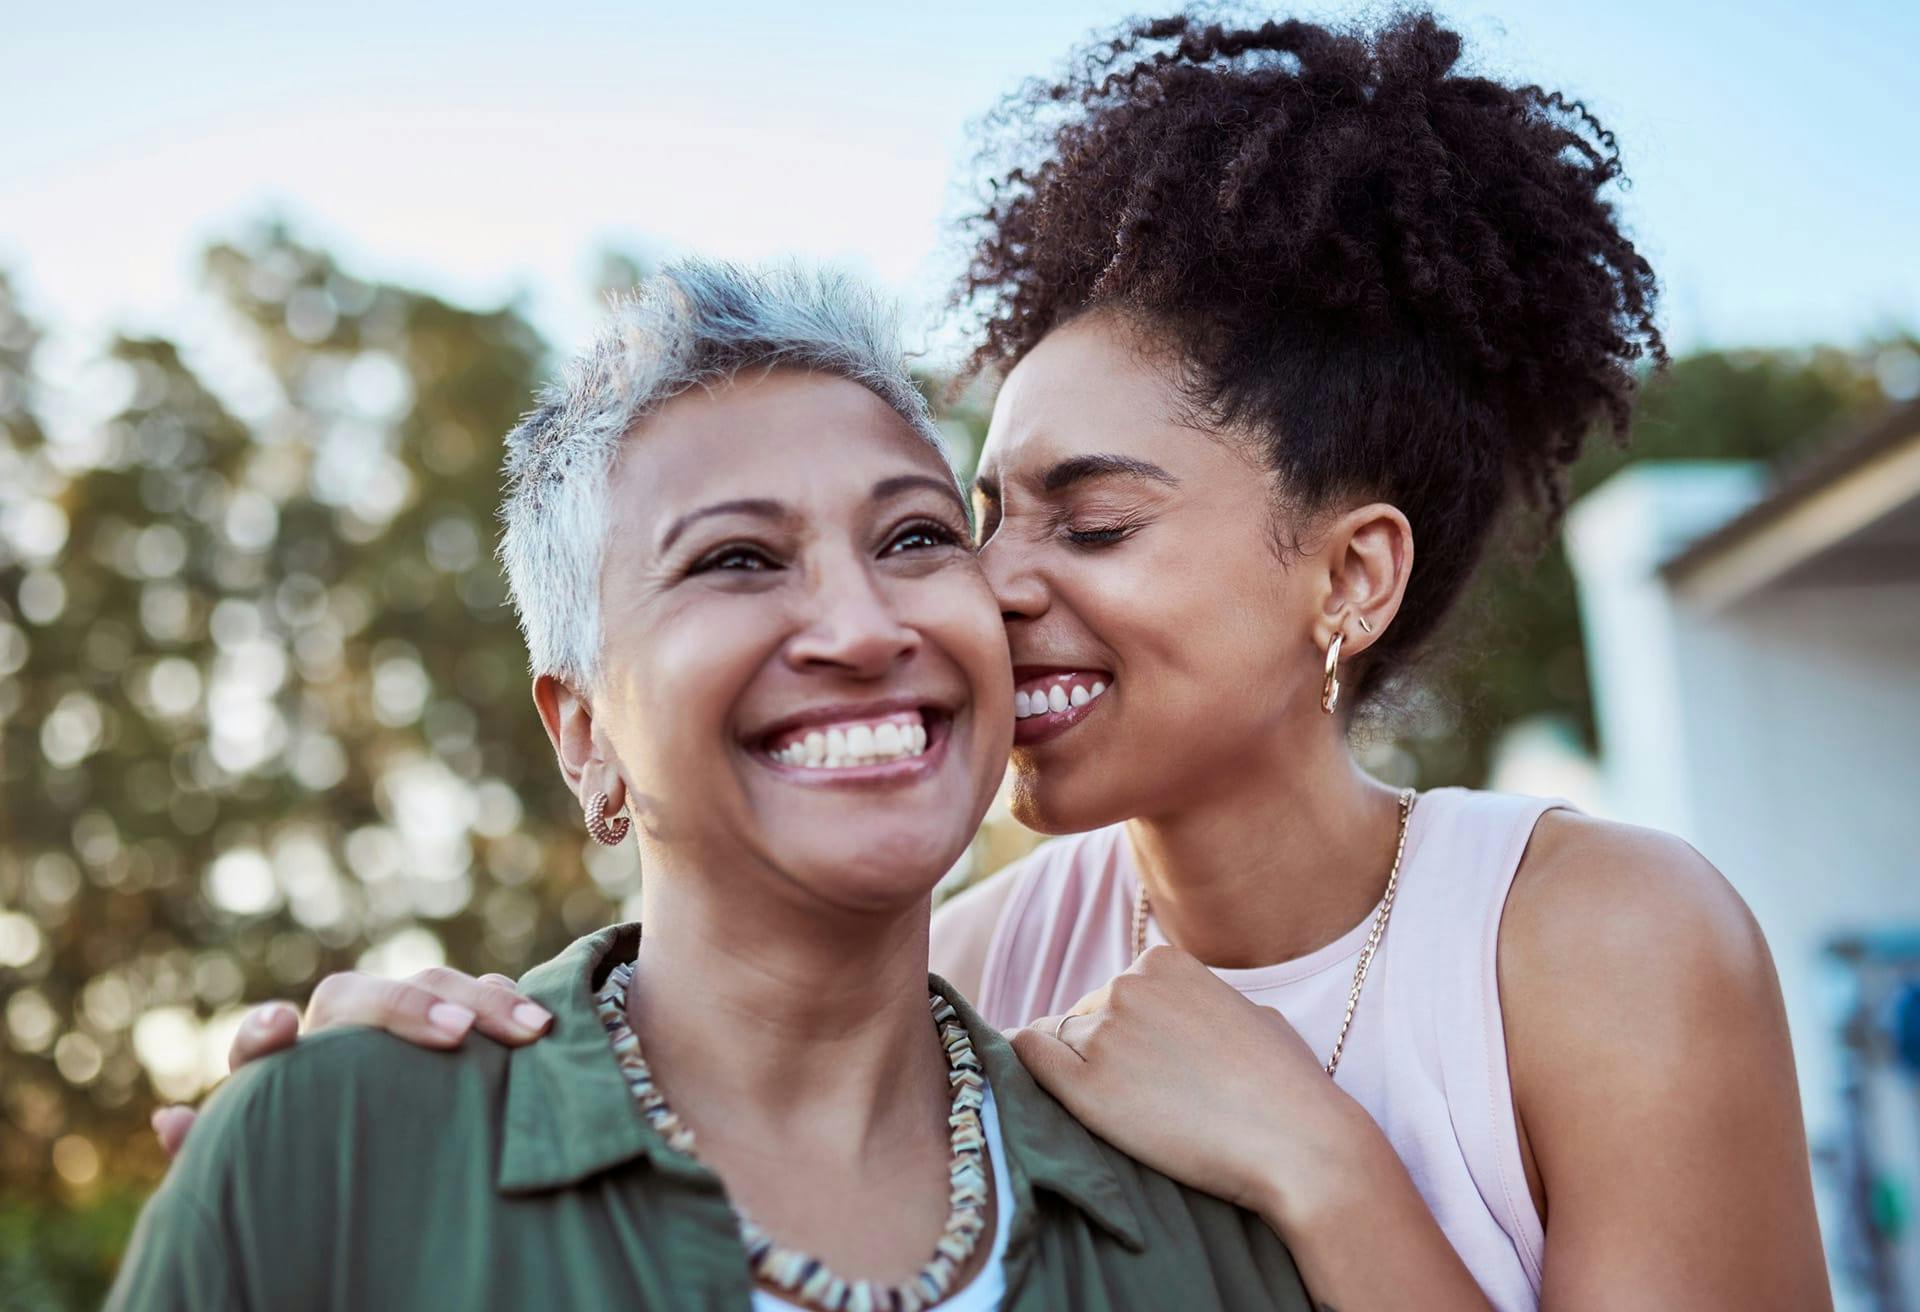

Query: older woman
[108,262,1306,1311]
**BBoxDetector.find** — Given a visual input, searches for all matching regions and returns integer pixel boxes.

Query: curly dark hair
[957,7,1665,703]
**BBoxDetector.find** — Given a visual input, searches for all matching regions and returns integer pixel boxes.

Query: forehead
[611,370,953,532]
[979,316,1192,473]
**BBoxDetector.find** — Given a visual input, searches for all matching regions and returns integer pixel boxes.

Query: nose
[978,535,1048,625]
[784,557,921,678]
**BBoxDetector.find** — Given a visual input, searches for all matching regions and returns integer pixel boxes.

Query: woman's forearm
[1257,1132,1495,1312]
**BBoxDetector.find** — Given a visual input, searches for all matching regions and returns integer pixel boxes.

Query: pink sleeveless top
[977,787,1561,1312]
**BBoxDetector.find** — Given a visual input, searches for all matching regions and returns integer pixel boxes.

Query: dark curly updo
[957,8,1665,703]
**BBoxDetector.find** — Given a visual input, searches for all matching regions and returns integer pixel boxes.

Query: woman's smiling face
[582,369,1012,912]
[973,313,1322,833]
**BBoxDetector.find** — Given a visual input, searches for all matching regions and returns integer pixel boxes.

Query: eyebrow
[658,476,967,552]
[1043,453,1179,492]
[872,474,969,514]
[974,452,1179,503]
[659,499,789,551]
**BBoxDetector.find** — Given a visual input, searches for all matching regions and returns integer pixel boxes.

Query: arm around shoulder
[1500,812,1831,1310]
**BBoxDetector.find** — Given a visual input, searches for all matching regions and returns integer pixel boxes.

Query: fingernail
[512,1002,553,1034]
[150,1108,169,1133]
[250,1003,294,1030]
[428,1003,475,1037]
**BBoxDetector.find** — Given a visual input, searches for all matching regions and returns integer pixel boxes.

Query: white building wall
[1568,465,1920,1309]
[1674,581,1920,1137]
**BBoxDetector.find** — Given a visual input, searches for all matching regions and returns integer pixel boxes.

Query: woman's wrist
[1248,1091,1407,1239]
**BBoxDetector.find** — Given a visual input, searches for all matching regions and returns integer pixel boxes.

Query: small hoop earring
[586,792,631,846]
[1357,616,1374,635]
[1321,631,1345,715]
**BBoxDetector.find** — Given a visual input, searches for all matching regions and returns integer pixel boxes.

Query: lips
[1010,668,1112,747]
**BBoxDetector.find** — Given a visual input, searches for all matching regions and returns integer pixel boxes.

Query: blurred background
[2,2,1916,1308]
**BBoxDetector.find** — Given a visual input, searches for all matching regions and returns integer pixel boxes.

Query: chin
[789,827,972,911]
[1006,758,1133,837]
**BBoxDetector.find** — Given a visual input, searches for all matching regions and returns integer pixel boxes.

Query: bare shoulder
[930,870,1023,1004]
[1498,809,1794,1147]
[1501,810,1774,1001]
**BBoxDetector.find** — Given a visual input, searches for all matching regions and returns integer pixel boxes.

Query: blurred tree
[0,229,640,1306]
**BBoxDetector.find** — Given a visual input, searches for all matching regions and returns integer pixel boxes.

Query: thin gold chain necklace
[1130,787,1416,1080]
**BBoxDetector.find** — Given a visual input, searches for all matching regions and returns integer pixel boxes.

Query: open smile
[753,701,953,787]
[1011,669,1111,747]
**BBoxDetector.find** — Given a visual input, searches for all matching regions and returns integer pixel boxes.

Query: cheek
[913,576,1013,746]
[607,607,767,792]
[1094,526,1295,694]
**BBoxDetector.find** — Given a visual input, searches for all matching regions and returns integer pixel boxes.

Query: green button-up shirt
[108,925,1309,1310]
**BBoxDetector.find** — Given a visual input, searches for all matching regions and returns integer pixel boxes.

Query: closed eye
[1064,521,1141,547]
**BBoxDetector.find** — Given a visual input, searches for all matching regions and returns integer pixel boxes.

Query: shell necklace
[1130,787,1416,1079]
[595,961,991,1312]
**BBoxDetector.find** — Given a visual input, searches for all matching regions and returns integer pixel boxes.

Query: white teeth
[770,715,932,770]
[1014,678,1112,718]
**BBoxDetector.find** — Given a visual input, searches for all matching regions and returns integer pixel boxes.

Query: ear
[1315,501,1414,658]
[531,674,628,815]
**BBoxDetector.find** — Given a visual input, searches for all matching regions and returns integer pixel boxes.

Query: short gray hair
[498,259,946,689]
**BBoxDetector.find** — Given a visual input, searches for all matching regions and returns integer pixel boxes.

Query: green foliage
[0,1189,146,1312]
[0,227,633,1216]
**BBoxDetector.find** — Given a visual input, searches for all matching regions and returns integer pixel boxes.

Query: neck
[1126,717,1406,968]
[624,851,951,1157]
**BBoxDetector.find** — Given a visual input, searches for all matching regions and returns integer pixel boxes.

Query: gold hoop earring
[1321,631,1345,714]
[1357,615,1374,635]
[586,791,631,846]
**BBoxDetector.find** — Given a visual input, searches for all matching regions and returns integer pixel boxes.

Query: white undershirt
[751,1081,1012,1312]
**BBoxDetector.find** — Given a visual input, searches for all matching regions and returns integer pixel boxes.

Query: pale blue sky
[4,0,1916,364]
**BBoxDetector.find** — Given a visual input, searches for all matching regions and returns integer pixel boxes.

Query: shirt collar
[934,977,1146,1252]
[497,923,707,1194]
[497,924,1145,1251]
